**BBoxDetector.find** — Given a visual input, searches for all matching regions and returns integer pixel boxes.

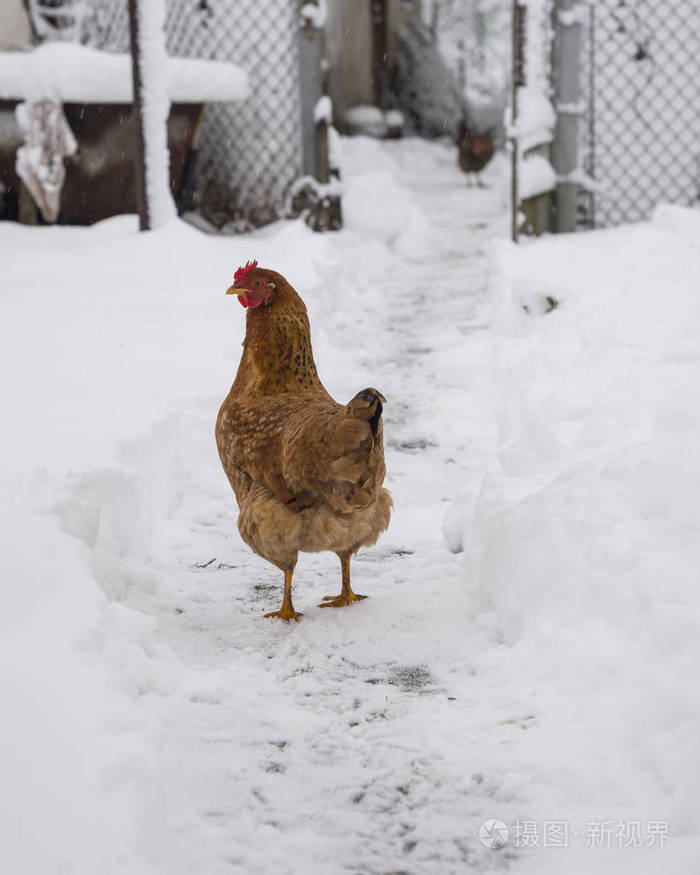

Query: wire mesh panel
[586,0,700,227]
[82,0,303,229]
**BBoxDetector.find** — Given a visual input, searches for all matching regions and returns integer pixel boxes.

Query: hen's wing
[217,397,299,506]
[282,388,387,514]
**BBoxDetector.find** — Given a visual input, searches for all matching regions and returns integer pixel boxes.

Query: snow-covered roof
[0,42,248,104]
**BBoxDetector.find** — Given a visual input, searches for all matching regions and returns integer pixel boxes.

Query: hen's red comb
[234,259,258,285]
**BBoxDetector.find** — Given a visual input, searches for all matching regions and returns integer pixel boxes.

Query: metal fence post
[511,2,526,243]
[370,0,389,110]
[127,0,149,230]
[298,6,323,179]
[552,0,582,232]
[297,1,341,231]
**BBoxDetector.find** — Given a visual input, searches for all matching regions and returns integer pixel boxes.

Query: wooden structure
[0,40,246,225]
[325,0,420,127]
[0,101,201,224]
[0,0,32,50]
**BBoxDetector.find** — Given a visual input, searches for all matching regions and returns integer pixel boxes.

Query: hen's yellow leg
[264,569,302,622]
[319,553,367,608]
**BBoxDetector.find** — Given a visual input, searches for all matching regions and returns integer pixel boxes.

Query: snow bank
[0,213,330,874]
[460,204,700,868]
[0,42,248,103]
[339,135,431,260]
[0,511,159,875]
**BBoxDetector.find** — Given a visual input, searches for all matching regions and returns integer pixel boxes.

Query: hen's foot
[319,591,367,608]
[263,607,303,622]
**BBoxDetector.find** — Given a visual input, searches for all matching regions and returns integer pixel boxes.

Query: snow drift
[461,204,700,871]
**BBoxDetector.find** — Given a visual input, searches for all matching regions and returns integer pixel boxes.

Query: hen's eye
[254,279,262,287]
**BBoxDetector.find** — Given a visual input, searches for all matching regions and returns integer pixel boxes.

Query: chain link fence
[81,0,303,229]
[580,0,700,228]
[512,0,700,231]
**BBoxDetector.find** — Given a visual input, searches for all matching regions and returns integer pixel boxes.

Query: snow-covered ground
[1,136,697,874]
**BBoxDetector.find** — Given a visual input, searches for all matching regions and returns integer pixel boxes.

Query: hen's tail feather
[346,388,386,438]
[322,388,386,512]
[280,390,387,514]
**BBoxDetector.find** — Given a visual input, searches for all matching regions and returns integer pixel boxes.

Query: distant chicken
[216,261,392,622]
[456,118,494,186]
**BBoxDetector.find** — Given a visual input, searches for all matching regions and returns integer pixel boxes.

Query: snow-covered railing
[0,42,247,104]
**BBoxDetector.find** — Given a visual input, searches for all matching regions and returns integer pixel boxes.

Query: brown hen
[456,118,495,186]
[216,261,392,622]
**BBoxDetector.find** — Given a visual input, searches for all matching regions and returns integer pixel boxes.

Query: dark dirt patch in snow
[388,664,434,691]
[388,437,439,453]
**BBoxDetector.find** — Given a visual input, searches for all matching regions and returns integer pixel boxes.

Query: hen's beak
[226,286,246,296]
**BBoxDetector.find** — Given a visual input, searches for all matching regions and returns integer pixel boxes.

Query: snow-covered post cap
[300,0,327,29]
[313,95,332,125]
[556,3,588,28]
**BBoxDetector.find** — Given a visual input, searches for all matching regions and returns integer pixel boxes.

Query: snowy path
[123,140,517,874]
[6,135,695,875]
